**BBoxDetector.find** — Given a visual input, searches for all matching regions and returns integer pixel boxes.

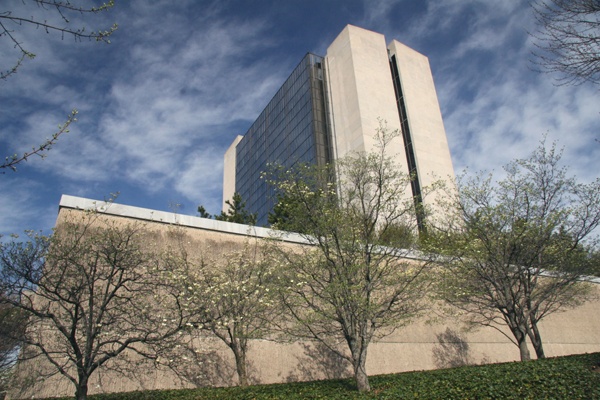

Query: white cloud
[175,147,225,213]
[1,0,597,234]
[0,178,56,237]
[361,0,403,28]
[5,3,287,199]
[384,0,600,187]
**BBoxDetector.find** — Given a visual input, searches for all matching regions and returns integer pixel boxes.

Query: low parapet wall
[9,195,600,398]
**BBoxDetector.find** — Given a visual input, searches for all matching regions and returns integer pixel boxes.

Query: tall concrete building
[223,25,455,226]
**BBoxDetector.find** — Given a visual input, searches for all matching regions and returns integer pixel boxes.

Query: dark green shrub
[48,352,600,400]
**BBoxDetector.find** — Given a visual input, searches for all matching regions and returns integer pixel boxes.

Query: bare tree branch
[0,1,117,173]
[1,109,77,173]
[0,206,190,400]
[530,0,600,85]
[0,0,117,80]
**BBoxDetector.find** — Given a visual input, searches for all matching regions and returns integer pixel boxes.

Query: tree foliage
[197,205,211,219]
[198,192,257,225]
[0,1,117,172]
[427,139,600,361]
[267,193,299,231]
[162,237,280,387]
[267,191,327,234]
[216,193,257,225]
[0,299,26,399]
[265,124,433,392]
[530,0,600,85]
[0,210,189,400]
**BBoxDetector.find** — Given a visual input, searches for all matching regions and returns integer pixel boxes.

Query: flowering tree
[164,238,279,387]
[265,124,434,392]
[427,139,600,361]
[0,210,188,400]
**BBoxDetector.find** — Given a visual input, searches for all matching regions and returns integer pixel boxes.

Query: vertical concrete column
[222,135,243,212]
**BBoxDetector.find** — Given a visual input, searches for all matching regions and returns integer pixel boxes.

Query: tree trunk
[527,320,546,359]
[351,342,371,392]
[505,314,531,361]
[231,340,249,386]
[353,359,370,392]
[518,338,531,361]
[75,378,88,400]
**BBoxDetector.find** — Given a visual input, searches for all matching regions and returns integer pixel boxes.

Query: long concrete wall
[9,195,600,398]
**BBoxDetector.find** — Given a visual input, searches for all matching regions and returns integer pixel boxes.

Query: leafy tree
[530,0,600,85]
[199,193,257,225]
[269,185,418,242]
[0,0,117,172]
[0,300,26,399]
[265,125,434,392]
[163,238,280,387]
[268,192,317,234]
[197,205,212,219]
[267,193,294,230]
[377,221,418,249]
[0,210,189,400]
[588,249,600,277]
[427,139,600,361]
[216,192,257,225]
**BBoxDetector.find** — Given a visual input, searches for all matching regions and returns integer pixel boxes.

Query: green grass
[62,352,600,399]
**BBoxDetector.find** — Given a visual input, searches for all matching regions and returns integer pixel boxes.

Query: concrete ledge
[58,195,309,244]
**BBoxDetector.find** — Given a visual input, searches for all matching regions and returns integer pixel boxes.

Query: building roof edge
[58,194,309,244]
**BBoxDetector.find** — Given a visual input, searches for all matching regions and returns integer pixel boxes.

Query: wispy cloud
[0,178,56,236]
[380,0,600,183]
[1,0,597,236]
[4,2,289,211]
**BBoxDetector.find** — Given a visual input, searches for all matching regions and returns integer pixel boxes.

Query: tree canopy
[0,210,189,400]
[198,192,257,225]
[427,139,600,361]
[265,124,433,392]
[530,0,600,85]
[162,237,280,387]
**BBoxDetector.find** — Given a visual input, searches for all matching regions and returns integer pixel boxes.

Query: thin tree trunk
[231,340,249,386]
[518,338,531,361]
[354,359,370,392]
[505,313,531,361]
[75,377,88,400]
[351,342,371,392]
[527,320,546,359]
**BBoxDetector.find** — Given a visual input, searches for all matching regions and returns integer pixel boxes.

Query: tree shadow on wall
[92,343,236,391]
[432,327,489,369]
[163,342,236,387]
[6,352,52,399]
[171,352,234,387]
[285,342,351,384]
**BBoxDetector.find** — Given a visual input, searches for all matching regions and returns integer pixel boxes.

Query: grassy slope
[57,352,600,400]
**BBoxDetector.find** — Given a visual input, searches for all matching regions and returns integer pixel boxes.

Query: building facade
[223,25,455,226]
[12,195,600,398]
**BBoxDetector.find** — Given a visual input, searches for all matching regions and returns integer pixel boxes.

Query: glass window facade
[235,54,330,226]
[390,54,424,231]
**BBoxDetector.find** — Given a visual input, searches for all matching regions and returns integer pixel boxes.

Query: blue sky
[1,0,598,236]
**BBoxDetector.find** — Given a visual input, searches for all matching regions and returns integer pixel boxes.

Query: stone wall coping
[58,195,600,279]
[58,194,310,244]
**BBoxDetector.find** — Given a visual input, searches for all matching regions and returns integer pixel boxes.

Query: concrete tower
[223,25,454,226]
